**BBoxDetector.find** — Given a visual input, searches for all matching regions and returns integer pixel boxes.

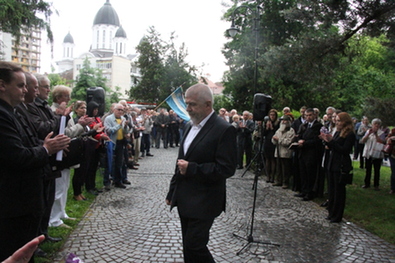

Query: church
[56,0,140,99]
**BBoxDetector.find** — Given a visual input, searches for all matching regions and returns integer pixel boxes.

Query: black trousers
[327,171,346,222]
[0,213,41,262]
[39,178,55,238]
[179,215,216,263]
[364,157,382,187]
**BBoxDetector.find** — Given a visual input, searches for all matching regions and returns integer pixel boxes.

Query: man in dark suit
[291,106,306,192]
[296,108,324,201]
[26,74,72,248]
[0,62,69,262]
[237,110,255,169]
[165,83,237,262]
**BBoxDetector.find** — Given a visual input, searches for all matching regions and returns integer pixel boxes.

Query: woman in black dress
[321,112,355,223]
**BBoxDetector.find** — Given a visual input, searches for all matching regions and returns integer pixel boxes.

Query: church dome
[63,32,74,44]
[93,0,120,26]
[115,25,127,38]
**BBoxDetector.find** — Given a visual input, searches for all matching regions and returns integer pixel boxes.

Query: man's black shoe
[294,193,305,197]
[123,180,131,185]
[146,153,154,157]
[114,183,126,189]
[46,236,62,242]
[320,200,329,207]
[88,189,98,196]
[34,248,47,257]
[94,188,103,193]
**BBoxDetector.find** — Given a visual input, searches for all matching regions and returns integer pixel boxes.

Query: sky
[41,0,232,83]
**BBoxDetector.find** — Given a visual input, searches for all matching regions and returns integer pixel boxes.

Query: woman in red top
[85,101,109,195]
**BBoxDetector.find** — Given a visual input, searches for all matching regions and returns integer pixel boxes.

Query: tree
[161,32,198,97]
[130,27,166,104]
[47,73,68,87]
[222,0,395,113]
[130,27,197,104]
[0,0,54,44]
[72,57,120,111]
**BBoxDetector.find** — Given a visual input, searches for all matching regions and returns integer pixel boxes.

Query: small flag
[165,87,190,121]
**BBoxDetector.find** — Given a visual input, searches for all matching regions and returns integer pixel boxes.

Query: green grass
[315,160,395,245]
[35,170,101,263]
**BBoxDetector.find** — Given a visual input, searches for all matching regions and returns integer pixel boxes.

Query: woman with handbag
[320,112,355,223]
[361,118,386,190]
[386,128,395,194]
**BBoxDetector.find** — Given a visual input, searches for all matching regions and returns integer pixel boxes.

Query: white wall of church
[111,56,131,99]
[91,24,118,51]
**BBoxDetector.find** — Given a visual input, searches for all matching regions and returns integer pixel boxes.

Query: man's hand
[43,132,71,155]
[177,159,189,175]
[165,199,171,206]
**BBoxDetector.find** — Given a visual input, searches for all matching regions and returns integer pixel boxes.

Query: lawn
[315,160,395,244]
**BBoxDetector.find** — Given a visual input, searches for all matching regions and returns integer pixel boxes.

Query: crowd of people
[0,62,187,262]
[217,105,395,224]
[1,60,395,262]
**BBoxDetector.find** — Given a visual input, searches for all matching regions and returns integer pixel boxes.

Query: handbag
[339,170,353,185]
[58,137,84,169]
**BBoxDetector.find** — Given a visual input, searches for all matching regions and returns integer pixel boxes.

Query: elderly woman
[361,118,386,190]
[272,115,295,189]
[321,112,355,223]
[263,109,280,183]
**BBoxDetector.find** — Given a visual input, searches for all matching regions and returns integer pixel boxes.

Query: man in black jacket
[27,74,72,246]
[166,84,237,262]
[296,108,324,201]
[0,62,69,262]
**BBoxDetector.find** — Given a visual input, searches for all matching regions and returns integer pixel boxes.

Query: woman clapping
[320,112,355,223]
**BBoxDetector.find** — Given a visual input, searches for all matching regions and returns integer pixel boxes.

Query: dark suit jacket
[27,97,65,139]
[0,99,48,218]
[166,113,237,219]
[27,98,65,176]
[298,120,324,159]
[326,131,356,173]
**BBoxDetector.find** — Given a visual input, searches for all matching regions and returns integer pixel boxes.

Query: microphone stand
[234,120,280,255]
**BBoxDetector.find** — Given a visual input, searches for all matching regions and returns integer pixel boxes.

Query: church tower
[90,0,120,57]
[63,32,74,59]
[57,32,75,72]
[114,25,127,57]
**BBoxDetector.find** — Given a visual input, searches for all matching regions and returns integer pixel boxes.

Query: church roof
[93,0,120,26]
[115,25,127,38]
[63,32,74,44]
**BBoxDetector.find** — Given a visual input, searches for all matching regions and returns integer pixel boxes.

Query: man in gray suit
[166,84,237,262]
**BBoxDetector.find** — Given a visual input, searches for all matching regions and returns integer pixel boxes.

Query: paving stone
[56,147,395,262]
